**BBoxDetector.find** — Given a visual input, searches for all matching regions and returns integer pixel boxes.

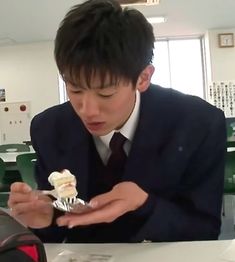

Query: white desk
[0,146,35,163]
[45,240,235,262]
[227,147,235,152]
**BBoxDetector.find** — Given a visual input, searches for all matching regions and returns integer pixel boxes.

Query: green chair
[16,153,37,189]
[222,150,235,216]
[224,150,235,194]
[0,158,10,208]
[226,141,235,148]
[0,143,30,153]
[0,158,9,191]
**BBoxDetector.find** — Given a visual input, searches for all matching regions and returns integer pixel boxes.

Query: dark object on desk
[0,143,30,153]
[16,153,37,189]
[0,209,47,262]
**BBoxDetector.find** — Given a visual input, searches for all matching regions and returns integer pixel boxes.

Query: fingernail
[68,224,74,229]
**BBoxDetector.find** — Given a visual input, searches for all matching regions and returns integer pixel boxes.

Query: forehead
[63,69,122,89]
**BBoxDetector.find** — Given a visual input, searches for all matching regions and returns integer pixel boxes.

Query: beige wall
[0,41,59,118]
[207,28,235,81]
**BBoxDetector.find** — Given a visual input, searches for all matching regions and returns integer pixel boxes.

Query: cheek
[109,93,135,118]
[68,96,77,108]
[67,96,82,114]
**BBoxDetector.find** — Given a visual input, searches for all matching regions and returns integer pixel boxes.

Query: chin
[88,129,111,136]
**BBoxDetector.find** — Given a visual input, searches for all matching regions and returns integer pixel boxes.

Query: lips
[85,122,105,132]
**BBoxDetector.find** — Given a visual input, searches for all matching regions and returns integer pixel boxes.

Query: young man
[9,0,226,243]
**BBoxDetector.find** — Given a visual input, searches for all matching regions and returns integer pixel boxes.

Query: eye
[97,87,117,98]
[70,90,82,94]
[67,86,83,94]
[98,93,114,98]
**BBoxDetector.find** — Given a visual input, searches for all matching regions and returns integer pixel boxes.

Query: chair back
[0,144,30,153]
[224,150,235,194]
[0,158,6,185]
[0,157,9,191]
[0,158,9,207]
[226,141,235,148]
[16,153,37,189]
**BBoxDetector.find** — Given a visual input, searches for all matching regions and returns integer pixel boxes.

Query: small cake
[48,169,78,199]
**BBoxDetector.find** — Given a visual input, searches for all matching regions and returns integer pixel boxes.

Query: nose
[79,93,100,118]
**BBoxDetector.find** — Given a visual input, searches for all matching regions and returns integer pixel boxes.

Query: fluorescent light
[147,16,166,24]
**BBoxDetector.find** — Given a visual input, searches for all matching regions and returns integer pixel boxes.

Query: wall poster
[207,81,235,118]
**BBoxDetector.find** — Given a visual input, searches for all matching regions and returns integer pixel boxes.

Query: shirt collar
[98,90,140,148]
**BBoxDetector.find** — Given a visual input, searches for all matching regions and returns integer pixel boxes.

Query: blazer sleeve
[132,110,226,242]
[29,116,68,243]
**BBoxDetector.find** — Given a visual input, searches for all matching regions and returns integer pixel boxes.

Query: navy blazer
[30,84,226,243]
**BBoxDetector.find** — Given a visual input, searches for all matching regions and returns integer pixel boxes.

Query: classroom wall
[207,28,235,81]
[0,41,59,118]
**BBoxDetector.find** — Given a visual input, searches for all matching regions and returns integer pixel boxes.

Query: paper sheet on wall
[207,81,235,117]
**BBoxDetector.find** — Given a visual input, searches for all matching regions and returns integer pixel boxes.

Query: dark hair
[54,0,155,88]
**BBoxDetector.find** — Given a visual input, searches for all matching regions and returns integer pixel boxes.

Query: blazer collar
[133,85,168,149]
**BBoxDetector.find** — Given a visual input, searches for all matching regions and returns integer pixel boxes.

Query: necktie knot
[109,132,127,153]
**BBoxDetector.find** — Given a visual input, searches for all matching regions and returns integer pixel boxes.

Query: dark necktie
[106,132,127,187]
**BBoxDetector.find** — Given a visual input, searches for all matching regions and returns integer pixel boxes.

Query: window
[151,37,205,99]
[58,74,68,103]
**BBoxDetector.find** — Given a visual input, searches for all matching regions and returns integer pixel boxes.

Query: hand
[57,181,148,228]
[8,182,54,228]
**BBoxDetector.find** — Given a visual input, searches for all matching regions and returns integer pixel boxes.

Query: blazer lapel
[123,86,170,192]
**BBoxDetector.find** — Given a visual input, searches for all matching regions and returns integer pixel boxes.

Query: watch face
[219,33,234,47]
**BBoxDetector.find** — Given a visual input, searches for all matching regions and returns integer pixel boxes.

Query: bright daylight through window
[152,38,205,99]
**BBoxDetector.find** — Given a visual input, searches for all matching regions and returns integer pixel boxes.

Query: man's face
[65,75,137,136]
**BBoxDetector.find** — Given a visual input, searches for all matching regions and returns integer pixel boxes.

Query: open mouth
[86,122,105,131]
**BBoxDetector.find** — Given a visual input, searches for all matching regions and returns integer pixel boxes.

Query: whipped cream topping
[48,169,76,186]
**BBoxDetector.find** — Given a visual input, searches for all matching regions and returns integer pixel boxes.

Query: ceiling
[0,0,235,45]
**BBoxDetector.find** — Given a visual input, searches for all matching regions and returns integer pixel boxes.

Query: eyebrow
[67,80,117,90]
[63,71,120,89]
[94,83,117,89]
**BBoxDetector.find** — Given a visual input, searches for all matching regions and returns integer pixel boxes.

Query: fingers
[56,182,148,228]
[8,184,34,208]
[10,182,32,193]
[10,199,51,216]
[8,192,37,206]
[8,182,52,216]
[89,191,120,208]
[57,198,128,228]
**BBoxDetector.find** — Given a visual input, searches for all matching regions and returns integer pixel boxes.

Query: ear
[136,65,155,93]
